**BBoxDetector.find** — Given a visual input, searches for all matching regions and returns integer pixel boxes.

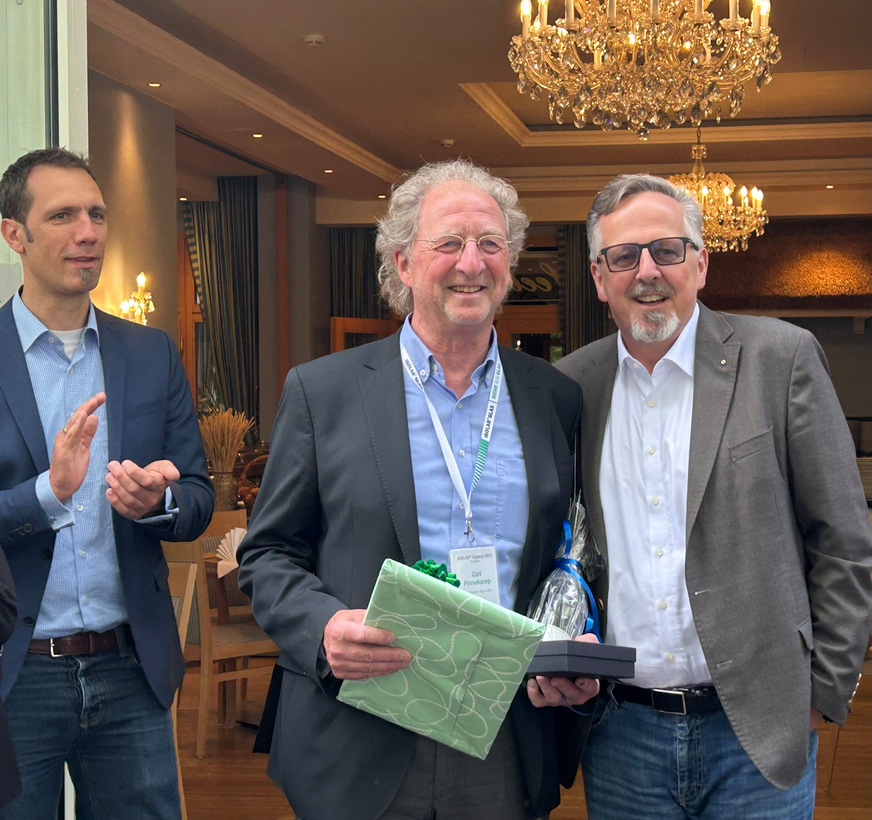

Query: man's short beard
[630,309,680,344]
[78,267,100,289]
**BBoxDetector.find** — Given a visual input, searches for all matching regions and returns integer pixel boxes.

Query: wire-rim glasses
[416,234,509,256]
[597,236,698,272]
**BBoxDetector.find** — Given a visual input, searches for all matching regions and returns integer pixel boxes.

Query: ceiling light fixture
[508,0,781,140]
[324,169,333,174]
[252,133,263,138]
[668,127,767,252]
[148,82,161,88]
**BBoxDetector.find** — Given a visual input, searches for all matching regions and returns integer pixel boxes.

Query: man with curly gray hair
[239,159,597,820]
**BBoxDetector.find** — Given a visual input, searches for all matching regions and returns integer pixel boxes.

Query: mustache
[628,281,674,299]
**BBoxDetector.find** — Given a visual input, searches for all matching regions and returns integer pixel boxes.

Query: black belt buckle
[652,688,687,714]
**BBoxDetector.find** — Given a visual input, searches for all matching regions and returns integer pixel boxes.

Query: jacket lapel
[0,301,50,473]
[358,333,421,565]
[579,339,618,559]
[95,310,125,463]
[686,305,740,540]
[500,349,553,611]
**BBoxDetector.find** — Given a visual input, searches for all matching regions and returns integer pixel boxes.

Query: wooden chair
[167,561,197,818]
[163,525,276,758]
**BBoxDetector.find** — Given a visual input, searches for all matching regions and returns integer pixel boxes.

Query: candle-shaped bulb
[701,185,709,197]
[136,272,146,291]
[740,185,748,199]
[760,0,770,28]
[538,0,549,28]
[521,0,532,35]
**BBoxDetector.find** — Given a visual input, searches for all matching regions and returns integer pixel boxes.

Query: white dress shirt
[599,304,712,688]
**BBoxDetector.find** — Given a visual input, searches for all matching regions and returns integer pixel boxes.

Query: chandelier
[508,0,781,139]
[669,128,767,252]
[120,273,155,325]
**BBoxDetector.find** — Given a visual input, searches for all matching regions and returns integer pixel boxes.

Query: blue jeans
[581,691,817,820]
[0,642,180,820]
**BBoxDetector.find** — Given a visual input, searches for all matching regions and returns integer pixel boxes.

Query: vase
[211,471,239,512]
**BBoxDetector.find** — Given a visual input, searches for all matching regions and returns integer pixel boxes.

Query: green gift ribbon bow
[411,559,460,588]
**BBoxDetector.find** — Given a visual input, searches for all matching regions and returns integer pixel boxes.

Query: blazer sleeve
[787,332,872,723]
[237,367,347,685]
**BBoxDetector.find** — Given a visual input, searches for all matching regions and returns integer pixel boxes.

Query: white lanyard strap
[400,343,503,542]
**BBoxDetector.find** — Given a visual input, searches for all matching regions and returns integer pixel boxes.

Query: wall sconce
[120,272,155,325]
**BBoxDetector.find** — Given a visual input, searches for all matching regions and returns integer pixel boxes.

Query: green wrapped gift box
[337,558,546,759]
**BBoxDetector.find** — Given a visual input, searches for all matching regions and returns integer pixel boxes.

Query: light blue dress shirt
[12,293,127,638]
[400,318,529,609]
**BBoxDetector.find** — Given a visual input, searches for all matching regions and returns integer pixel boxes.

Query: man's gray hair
[376,159,528,317]
[587,174,704,264]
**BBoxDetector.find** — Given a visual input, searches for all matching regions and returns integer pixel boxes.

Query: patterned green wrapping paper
[337,558,546,759]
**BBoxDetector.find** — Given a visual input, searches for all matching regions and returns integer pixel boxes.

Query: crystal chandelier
[669,128,767,252]
[508,0,781,139]
[120,273,155,325]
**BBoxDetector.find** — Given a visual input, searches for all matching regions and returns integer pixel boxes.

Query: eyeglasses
[597,236,699,273]
[416,234,509,256]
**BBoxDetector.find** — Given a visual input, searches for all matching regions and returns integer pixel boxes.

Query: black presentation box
[526,640,636,680]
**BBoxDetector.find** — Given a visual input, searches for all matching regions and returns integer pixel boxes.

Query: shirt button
[659,600,668,610]
[647,399,656,408]
[458,449,465,456]
[646,446,655,455]
[456,401,462,409]
[655,548,664,557]
[666,652,675,662]
[651,497,660,506]
[419,368,427,377]
[47,336,55,343]
[80,551,86,558]
[76,504,84,512]
[83,596,90,605]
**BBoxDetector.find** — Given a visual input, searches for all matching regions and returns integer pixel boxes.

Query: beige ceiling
[87,0,872,222]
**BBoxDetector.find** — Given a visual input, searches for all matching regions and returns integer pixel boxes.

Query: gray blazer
[238,331,584,820]
[556,303,872,789]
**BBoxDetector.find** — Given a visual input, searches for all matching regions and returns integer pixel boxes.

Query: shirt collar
[616,301,700,380]
[12,290,100,353]
[399,314,498,387]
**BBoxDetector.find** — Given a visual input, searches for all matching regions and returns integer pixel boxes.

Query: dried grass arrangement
[198,409,254,473]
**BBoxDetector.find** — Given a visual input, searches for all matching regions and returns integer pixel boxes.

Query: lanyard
[400,343,503,543]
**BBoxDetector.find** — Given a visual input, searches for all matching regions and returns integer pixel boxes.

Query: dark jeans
[1,645,180,820]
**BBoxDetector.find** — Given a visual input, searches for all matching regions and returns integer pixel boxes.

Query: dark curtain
[329,227,385,318]
[182,177,259,427]
[560,223,607,354]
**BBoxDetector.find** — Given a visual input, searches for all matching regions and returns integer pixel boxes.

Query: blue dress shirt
[12,293,127,638]
[400,318,529,609]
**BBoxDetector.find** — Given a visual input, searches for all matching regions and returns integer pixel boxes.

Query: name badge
[450,546,500,606]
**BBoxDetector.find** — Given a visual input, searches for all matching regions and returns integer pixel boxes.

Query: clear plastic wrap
[527,495,603,640]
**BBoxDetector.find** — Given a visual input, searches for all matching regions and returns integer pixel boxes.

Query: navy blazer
[239,332,584,820]
[0,300,213,709]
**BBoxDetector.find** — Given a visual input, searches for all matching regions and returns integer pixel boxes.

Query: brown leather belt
[28,626,130,657]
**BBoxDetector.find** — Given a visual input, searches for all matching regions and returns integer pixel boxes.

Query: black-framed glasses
[597,236,699,272]
[416,234,509,256]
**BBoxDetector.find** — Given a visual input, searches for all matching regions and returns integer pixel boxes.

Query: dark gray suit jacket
[238,332,584,820]
[556,303,872,788]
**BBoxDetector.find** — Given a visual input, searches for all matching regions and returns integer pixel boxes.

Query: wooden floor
[177,664,871,820]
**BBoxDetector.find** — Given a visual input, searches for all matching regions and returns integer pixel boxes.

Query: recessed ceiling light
[252,133,263,138]
[148,82,161,88]
[825,184,834,189]
[378,195,386,199]
[324,169,333,174]
[179,197,187,201]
